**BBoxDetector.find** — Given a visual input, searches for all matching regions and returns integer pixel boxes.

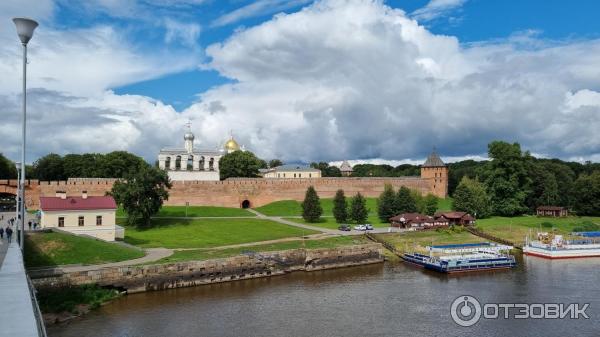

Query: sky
[2,0,600,165]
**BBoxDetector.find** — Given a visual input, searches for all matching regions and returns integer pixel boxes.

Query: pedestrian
[0,227,3,239]
[6,226,12,243]
[33,222,37,230]
[28,221,32,230]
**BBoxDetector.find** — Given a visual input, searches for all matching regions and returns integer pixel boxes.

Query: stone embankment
[30,244,383,293]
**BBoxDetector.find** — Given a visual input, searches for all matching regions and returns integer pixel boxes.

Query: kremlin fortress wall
[0,173,447,210]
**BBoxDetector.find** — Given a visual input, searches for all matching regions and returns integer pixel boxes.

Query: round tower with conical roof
[420,148,448,198]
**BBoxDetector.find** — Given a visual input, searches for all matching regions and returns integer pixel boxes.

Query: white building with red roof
[39,191,119,241]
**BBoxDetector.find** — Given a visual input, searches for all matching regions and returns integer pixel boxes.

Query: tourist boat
[523,232,600,259]
[402,242,516,273]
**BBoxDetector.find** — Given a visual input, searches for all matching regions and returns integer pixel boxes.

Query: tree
[396,186,417,213]
[453,176,491,218]
[332,189,348,223]
[573,171,600,216]
[422,194,438,216]
[0,153,17,179]
[110,166,172,227]
[219,151,264,180]
[377,184,397,222]
[482,141,531,216]
[33,153,65,180]
[269,159,283,168]
[350,192,368,224]
[310,162,342,177]
[99,151,149,177]
[301,186,322,222]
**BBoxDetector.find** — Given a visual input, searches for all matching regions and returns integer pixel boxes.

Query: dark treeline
[0,151,150,180]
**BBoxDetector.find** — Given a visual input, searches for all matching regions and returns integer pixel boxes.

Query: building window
[187,156,194,170]
[175,156,182,170]
[58,217,64,227]
[299,173,302,178]
[283,173,286,178]
[309,173,312,178]
[78,216,84,226]
[96,216,103,226]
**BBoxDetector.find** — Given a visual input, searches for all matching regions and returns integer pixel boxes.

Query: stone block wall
[30,244,383,293]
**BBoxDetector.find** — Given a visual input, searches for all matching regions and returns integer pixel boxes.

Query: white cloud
[3,0,600,168]
[211,0,313,27]
[164,18,202,47]
[411,0,466,22]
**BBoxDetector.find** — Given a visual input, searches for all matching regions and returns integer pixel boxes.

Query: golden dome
[224,137,240,152]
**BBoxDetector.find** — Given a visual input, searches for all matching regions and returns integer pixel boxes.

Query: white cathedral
[158,125,244,181]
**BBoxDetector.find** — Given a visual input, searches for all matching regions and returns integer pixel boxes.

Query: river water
[48,255,600,337]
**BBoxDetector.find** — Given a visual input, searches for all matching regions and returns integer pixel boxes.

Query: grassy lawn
[254,198,379,217]
[284,215,390,230]
[475,216,600,245]
[256,197,455,217]
[373,228,486,254]
[117,205,255,217]
[123,218,319,249]
[156,236,370,263]
[25,232,144,268]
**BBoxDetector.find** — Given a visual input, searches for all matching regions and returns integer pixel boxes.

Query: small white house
[39,191,119,241]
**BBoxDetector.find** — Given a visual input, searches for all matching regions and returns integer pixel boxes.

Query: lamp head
[15,162,21,171]
[12,17,38,45]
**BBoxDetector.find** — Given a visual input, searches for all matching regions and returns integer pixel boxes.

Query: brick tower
[420,149,448,198]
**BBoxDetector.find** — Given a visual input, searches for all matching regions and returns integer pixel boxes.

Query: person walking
[28,221,32,231]
[6,226,13,243]
[0,227,3,239]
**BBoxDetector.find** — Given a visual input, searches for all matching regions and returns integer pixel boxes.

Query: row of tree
[377,185,438,222]
[301,187,370,224]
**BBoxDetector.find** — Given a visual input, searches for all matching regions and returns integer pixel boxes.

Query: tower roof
[423,149,445,167]
[339,160,353,172]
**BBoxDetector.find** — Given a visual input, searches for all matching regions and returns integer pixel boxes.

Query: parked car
[338,224,351,231]
[365,224,373,230]
[354,224,367,231]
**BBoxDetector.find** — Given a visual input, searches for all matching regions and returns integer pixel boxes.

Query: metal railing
[26,275,47,337]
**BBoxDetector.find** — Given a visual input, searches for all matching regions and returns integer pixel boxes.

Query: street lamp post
[15,162,21,238]
[13,17,38,251]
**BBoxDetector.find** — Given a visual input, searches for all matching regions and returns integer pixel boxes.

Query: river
[48,255,600,337]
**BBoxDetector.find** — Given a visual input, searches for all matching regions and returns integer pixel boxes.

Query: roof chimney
[82,191,88,199]
[55,191,67,199]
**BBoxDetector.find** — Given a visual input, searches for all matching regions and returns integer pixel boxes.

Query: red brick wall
[0,175,446,209]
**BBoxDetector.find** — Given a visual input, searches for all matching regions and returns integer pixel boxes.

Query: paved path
[55,248,174,273]
[0,242,43,337]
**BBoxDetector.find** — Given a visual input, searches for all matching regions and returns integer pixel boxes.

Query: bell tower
[184,121,194,154]
[420,148,448,198]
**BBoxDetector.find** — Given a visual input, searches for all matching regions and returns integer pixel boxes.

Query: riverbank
[31,243,383,293]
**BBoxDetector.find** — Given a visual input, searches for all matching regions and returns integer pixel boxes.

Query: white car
[365,224,374,230]
[354,224,367,231]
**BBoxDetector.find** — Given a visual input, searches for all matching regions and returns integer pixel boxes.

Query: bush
[37,284,119,314]
[541,222,554,228]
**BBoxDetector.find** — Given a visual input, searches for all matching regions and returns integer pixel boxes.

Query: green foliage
[541,222,554,228]
[350,192,369,224]
[378,184,398,222]
[31,151,149,180]
[572,221,600,232]
[573,171,600,216]
[0,153,17,179]
[310,162,342,177]
[351,163,420,177]
[269,159,283,168]
[448,160,488,196]
[219,150,264,180]
[301,186,323,223]
[37,284,119,314]
[453,176,491,218]
[482,141,531,216]
[396,186,417,213]
[332,189,348,223]
[110,165,171,228]
[422,194,439,216]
